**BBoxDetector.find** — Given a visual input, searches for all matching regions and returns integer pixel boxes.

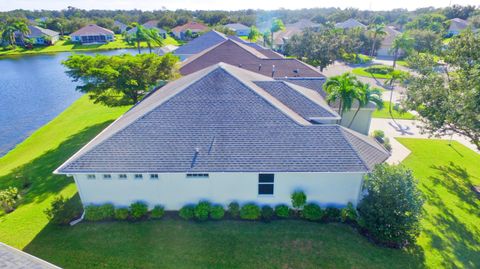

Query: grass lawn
[398,138,480,269]
[372,101,416,120]
[0,35,180,56]
[0,96,479,268]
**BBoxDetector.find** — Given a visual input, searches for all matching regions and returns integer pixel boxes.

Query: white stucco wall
[72,172,365,210]
[339,109,374,135]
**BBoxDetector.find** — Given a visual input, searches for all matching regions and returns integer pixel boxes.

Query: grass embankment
[372,101,416,120]
[0,95,129,248]
[0,96,479,268]
[0,35,180,56]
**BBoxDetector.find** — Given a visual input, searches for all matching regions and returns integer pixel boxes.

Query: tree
[443,4,476,20]
[63,53,179,106]
[323,73,363,117]
[0,20,30,48]
[358,164,423,248]
[270,18,285,48]
[144,28,164,53]
[367,23,386,57]
[406,29,442,54]
[390,32,414,68]
[385,70,408,123]
[403,30,480,150]
[348,82,383,128]
[247,25,260,42]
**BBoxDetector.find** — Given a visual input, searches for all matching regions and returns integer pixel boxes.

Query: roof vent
[238,64,243,68]
[191,148,200,168]
[271,65,276,77]
[258,64,262,71]
[293,69,299,77]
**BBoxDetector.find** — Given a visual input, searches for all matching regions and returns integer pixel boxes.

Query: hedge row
[84,202,164,221]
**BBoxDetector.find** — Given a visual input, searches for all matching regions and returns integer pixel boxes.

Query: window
[134,174,143,180]
[258,174,274,195]
[150,174,159,180]
[186,173,209,178]
[103,174,112,179]
[118,174,127,180]
[87,174,96,180]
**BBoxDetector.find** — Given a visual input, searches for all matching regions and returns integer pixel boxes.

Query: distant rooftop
[70,24,114,36]
[0,243,61,269]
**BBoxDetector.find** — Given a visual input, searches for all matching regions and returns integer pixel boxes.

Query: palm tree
[1,24,17,47]
[390,32,414,68]
[131,25,149,54]
[144,28,164,53]
[13,21,30,45]
[270,19,285,48]
[324,73,363,118]
[348,83,383,128]
[248,26,260,42]
[368,23,386,57]
[384,70,408,123]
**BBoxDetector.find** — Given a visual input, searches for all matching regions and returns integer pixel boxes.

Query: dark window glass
[259,174,274,183]
[258,184,274,195]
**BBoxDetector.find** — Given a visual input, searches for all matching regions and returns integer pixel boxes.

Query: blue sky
[0,0,478,11]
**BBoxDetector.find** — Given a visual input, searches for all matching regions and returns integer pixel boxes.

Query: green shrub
[358,164,423,248]
[194,201,211,221]
[210,205,225,220]
[0,187,20,213]
[129,202,148,220]
[84,204,114,221]
[150,205,165,219]
[44,196,82,225]
[383,137,392,152]
[114,208,129,220]
[324,207,341,222]
[179,205,195,220]
[340,202,358,223]
[372,130,385,141]
[302,203,324,221]
[228,202,240,218]
[365,65,394,75]
[342,53,372,64]
[240,203,261,220]
[261,205,274,222]
[275,205,290,218]
[291,191,307,211]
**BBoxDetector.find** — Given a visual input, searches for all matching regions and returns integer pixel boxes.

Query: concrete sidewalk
[369,118,479,164]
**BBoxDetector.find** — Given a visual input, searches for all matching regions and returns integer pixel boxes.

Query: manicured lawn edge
[372,101,416,120]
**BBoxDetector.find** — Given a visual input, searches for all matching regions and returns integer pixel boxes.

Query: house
[448,18,469,35]
[224,23,251,36]
[272,19,321,51]
[174,30,228,60]
[16,25,60,45]
[70,24,115,44]
[0,242,61,269]
[55,63,389,211]
[180,38,376,135]
[127,20,168,39]
[335,19,367,30]
[113,20,127,33]
[171,21,209,40]
[376,26,401,57]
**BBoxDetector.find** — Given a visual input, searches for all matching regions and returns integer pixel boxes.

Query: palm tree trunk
[137,41,141,54]
[348,107,361,128]
[392,49,398,69]
[370,34,376,57]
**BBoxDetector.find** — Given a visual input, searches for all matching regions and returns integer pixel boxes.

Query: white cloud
[0,0,478,11]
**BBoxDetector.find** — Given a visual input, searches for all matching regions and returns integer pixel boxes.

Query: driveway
[369,118,479,164]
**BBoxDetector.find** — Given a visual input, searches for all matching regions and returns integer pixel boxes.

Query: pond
[0,48,149,157]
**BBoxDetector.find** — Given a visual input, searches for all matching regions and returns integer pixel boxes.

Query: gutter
[69,210,85,226]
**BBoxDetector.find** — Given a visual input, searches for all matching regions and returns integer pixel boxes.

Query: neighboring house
[55,62,389,211]
[448,18,469,35]
[174,30,228,60]
[376,26,401,57]
[16,25,60,45]
[272,19,321,51]
[127,20,167,38]
[0,242,61,269]
[113,20,128,33]
[70,24,115,44]
[180,37,376,135]
[171,21,209,40]
[335,18,367,30]
[157,44,178,55]
[224,23,251,36]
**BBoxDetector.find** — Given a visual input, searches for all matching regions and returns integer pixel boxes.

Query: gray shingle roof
[56,63,388,174]
[0,243,61,269]
[174,30,227,55]
[70,24,114,36]
[225,23,250,31]
[27,25,59,38]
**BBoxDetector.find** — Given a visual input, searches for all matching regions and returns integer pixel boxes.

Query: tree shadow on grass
[0,121,114,209]
[419,162,480,268]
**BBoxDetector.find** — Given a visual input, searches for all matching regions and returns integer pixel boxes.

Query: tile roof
[180,39,323,78]
[70,24,114,36]
[56,63,388,174]
[449,18,469,31]
[172,21,209,33]
[27,25,59,38]
[174,30,228,55]
[227,36,284,59]
[335,19,367,29]
[224,23,250,30]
